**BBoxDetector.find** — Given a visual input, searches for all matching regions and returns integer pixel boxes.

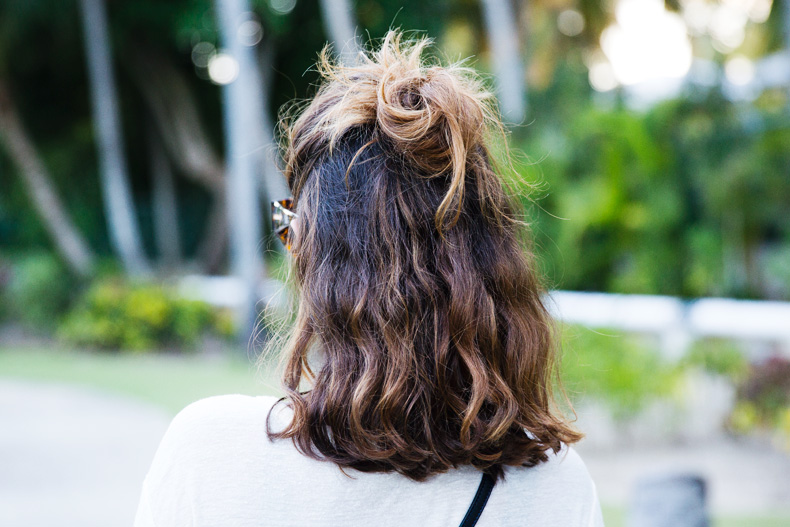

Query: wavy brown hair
[267,31,581,481]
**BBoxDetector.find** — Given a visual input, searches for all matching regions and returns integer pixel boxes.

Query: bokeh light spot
[725,55,755,86]
[271,0,297,15]
[558,9,585,37]
[600,0,692,86]
[237,16,263,47]
[208,53,240,85]
[589,61,619,92]
[191,42,216,68]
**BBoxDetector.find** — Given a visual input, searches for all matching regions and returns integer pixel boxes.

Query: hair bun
[286,31,502,229]
[373,35,491,176]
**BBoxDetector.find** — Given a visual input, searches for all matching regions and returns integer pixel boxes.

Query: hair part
[268,30,582,482]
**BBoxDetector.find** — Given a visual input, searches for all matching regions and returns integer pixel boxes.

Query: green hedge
[57,278,235,351]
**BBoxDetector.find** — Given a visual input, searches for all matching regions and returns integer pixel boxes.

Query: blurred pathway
[577,438,790,517]
[0,380,171,527]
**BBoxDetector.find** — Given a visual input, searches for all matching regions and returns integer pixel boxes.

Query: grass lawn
[600,505,790,527]
[0,344,281,414]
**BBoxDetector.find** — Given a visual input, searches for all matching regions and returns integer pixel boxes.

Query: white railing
[178,275,790,359]
[548,291,790,359]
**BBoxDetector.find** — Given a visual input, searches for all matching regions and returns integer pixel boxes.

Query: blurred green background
[1,0,789,525]
[2,0,789,300]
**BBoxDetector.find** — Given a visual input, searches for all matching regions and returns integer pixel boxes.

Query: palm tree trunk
[0,80,95,278]
[148,121,182,269]
[216,0,266,341]
[783,0,790,105]
[78,0,149,276]
[257,40,288,256]
[126,46,225,193]
[318,0,360,64]
[481,0,527,123]
[127,46,228,272]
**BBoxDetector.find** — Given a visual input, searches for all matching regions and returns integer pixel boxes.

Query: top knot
[283,31,503,231]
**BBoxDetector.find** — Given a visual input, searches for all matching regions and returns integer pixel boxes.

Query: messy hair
[268,31,581,481]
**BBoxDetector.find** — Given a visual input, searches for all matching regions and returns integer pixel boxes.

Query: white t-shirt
[135,395,604,527]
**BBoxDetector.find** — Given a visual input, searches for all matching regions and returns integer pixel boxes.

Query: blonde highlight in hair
[269,31,581,481]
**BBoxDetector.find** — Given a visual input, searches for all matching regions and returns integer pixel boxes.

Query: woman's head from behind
[271,31,581,481]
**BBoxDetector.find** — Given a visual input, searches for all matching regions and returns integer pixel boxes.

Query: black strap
[458,471,496,527]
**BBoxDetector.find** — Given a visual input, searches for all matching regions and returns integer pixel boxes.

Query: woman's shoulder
[171,394,281,426]
[137,395,297,526]
[504,444,595,490]
[492,445,603,526]
[538,444,593,478]
[153,394,286,459]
